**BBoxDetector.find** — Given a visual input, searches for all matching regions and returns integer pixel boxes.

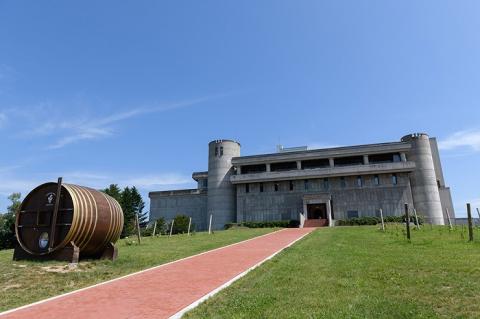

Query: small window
[304,179,309,190]
[393,154,401,162]
[392,173,398,185]
[245,183,249,193]
[289,180,294,191]
[357,176,363,187]
[347,210,359,219]
[274,182,279,192]
[220,146,224,156]
[260,183,264,192]
[323,178,329,190]
[340,177,346,188]
[374,175,380,186]
[215,147,218,156]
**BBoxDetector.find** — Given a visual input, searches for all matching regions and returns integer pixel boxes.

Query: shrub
[141,217,166,236]
[338,214,424,226]
[169,215,194,234]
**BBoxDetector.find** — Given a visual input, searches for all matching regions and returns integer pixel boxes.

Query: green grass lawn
[185,225,480,319]
[0,227,275,312]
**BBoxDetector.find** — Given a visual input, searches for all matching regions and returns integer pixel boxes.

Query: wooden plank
[49,177,63,250]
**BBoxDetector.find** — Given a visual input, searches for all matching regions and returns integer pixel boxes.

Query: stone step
[303,219,328,228]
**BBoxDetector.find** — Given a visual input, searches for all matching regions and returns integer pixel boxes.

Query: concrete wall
[149,191,208,230]
[236,173,414,222]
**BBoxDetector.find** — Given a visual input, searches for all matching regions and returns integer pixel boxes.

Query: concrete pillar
[401,133,444,225]
[237,166,242,175]
[327,200,333,227]
[266,163,271,172]
[329,158,335,167]
[363,155,369,165]
[207,140,241,230]
[400,152,407,162]
[296,161,302,170]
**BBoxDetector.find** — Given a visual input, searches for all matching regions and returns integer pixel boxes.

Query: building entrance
[307,203,327,219]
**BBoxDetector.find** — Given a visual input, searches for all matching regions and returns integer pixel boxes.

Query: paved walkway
[1,228,314,319]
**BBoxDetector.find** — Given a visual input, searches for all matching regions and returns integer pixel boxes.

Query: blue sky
[0,1,479,217]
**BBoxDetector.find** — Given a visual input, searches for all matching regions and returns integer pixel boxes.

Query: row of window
[240,153,404,174]
[244,174,399,193]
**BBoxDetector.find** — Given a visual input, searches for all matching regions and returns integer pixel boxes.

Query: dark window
[289,180,294,191]
[220,146,224,156]
[357,176,363,187]
[301,158,330,169]
[340,177,346,188]
[369,153,401,164]
[437,180,441,188]
[260,183,264,192]
[214,147,218,156]
[334,156,364,167]
[323,178,329,190]
[374,175,380,186]
[392,173,398,185]
[270,161,297,172]
[274,182,279,192]
[242,164,267,174]
[347,210,359,219]
[245,183,249,193]
[304,179,309,190]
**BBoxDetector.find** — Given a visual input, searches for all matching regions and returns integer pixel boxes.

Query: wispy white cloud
[3,93,226,149]
[438,129,480,151]
[0,112,6,128]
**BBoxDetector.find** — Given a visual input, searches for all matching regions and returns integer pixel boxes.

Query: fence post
[136,213,141,245]
[379,208,385,232]
[476,207,480,220]
[152,221,157,237]
[413,208,420,230]
[208,214,213,234]
[405,203,411,241]
[467,203,474,242]
[445,208,453,230]
[188,217,192,236]
[169,219,175,237]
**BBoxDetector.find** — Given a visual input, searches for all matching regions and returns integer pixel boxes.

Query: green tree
[102,184,122,203]
[0,193,22,250]
[101,185,148,238]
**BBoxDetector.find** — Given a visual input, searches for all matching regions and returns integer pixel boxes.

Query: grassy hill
[185,225,480,319]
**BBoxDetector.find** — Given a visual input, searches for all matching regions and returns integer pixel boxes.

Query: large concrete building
[149,133,454,230]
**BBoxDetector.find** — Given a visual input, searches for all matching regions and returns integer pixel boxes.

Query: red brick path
[1,228,314,319]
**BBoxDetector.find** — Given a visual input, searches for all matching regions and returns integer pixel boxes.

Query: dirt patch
[41,263,80,273]
[3,284,21,291]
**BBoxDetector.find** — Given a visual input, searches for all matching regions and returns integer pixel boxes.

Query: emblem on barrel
[13,178,124,263]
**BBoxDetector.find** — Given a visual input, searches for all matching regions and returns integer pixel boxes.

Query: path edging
[0,229,286,317]
[169,229,314,319]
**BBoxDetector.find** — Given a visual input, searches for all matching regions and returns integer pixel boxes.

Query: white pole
[379,208,385,232]
[208,214,213,234]
[413,208,420,230]
[169,219,174,237]
[188,217,192,236]
[152,221,157,237]
[446,208,453,230]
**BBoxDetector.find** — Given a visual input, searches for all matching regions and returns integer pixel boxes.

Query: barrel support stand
[100,242,118,261]
[13,241,80,263]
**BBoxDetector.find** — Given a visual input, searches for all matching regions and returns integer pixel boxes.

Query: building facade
[149,133,454,230]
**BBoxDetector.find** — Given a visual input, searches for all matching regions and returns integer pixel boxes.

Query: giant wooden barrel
[15,182,124,258]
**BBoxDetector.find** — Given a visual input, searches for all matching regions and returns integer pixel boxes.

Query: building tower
[402,133,445,225]
[207,140,241,230]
